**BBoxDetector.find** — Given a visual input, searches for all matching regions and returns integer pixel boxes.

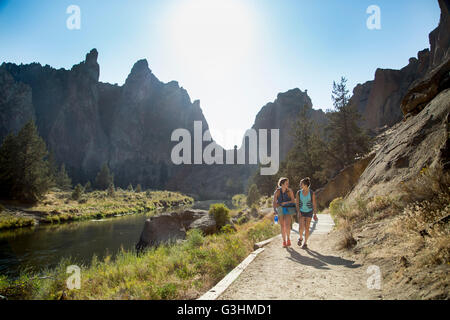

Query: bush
[209,203,230,229]
[232,194,246,208]
[236,215,249,225]
[186,229,204,247]
[221,224,236,234]
[329,197,345,219]
[0,204,5,213]
[135,184,142,193]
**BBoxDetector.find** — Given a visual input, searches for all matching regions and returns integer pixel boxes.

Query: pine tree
[72,184,84,200]
[282,105,326,188]
[127,183,134,192]
[95,163,114,190]
[107,182,115,197]
[56,163,72,190]
[84,181,92,192]
[246,184,261,207]
[323,77,371,177]
[0,120,52,203]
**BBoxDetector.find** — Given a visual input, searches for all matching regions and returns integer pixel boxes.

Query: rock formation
[135,209,217,251]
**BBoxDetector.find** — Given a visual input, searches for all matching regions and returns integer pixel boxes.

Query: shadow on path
[306,248,362,269]
[286,247,330,270]
[285,247,361,270]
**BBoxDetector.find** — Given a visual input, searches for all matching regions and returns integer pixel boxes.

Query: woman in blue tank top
[295,177,317,249]
[272,177,296,247]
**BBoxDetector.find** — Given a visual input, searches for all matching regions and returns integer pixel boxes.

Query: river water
[0,200,233,277]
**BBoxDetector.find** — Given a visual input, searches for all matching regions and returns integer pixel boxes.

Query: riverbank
[0,189,194,231]
[0,216,279,300]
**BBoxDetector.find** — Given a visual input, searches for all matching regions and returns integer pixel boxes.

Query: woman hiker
[273,177,296,247]
[295,177,318,249]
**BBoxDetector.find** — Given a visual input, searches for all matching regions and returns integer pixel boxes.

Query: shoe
[282,241,287,248]
[287,239,291,247]
[297,238,303,246]
[302,243,308,249]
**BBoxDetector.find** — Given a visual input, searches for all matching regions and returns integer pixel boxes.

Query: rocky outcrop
[348,88,450,200]
[315,154,375,209]
[135,209,217,251]
[350,0,449,133]
[251,88,327,161]
[400,0,450,116]
[349,54,431,133]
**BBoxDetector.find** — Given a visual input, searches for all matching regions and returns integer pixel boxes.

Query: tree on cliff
[0,120,52,203]
[281,105,326,188]
[321,77,370,178]
[95,163,114,190]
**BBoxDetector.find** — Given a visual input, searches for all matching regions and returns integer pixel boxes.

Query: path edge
[197,247,267,300]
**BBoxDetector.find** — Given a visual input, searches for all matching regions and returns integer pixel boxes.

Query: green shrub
[209,203,230,229]
[236,215,249,225]
[221,224,236,234]
[186,229,204,248]
[232,194,246,208]
[136,184,142,193]
[329,197,345,219]
[0,204,5,213]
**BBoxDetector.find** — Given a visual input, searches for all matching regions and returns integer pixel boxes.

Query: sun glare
[167,0,256,76]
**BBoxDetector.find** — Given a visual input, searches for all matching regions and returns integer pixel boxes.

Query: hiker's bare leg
[279,214,286,241]
[285,215,291,241]
[299,216,305,241]
[304,217,312,244]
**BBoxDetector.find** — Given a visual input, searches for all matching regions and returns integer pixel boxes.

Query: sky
[0,0,441,149]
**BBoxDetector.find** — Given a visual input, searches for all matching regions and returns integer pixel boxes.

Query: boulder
[135,209,217,251]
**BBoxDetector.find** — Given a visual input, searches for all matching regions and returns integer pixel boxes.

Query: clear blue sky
[0,0,440,148]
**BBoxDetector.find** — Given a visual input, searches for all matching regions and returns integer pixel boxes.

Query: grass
[328,165,450,299]
[0,218,280,300]
[0,189,193,231]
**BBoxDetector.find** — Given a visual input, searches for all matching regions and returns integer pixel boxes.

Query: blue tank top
[275,187,294,207]
[298,190,313,212]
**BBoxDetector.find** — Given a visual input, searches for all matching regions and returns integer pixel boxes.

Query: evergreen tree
[95,163,114,190]
[84,181,92,192]
[0,120,52,203]
[135,184,142,193]
[250,165,279,197]
[246,184,261,207]
[322,77,371,178]
[72,184,84,200]
[127,183,134,192]
[47,150,58,186]
[107,182,115,197]
[282,105,326,188]
[56,163,72,190]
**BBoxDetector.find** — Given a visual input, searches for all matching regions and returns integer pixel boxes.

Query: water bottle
[274,214,278,224]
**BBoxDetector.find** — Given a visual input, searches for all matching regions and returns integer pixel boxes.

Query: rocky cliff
[350,0,450,134]
[0,49,210,192]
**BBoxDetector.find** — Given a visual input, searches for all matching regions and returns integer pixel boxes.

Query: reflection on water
[0,210,165,277]
[0,201,232,278]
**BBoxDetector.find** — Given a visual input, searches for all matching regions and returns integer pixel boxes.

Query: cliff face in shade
[251,88,327,161]
[0,49,210,191]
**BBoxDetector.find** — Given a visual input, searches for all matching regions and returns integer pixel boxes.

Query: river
[0,200,233,277]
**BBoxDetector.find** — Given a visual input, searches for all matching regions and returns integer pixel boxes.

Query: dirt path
[218,214,381,300]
